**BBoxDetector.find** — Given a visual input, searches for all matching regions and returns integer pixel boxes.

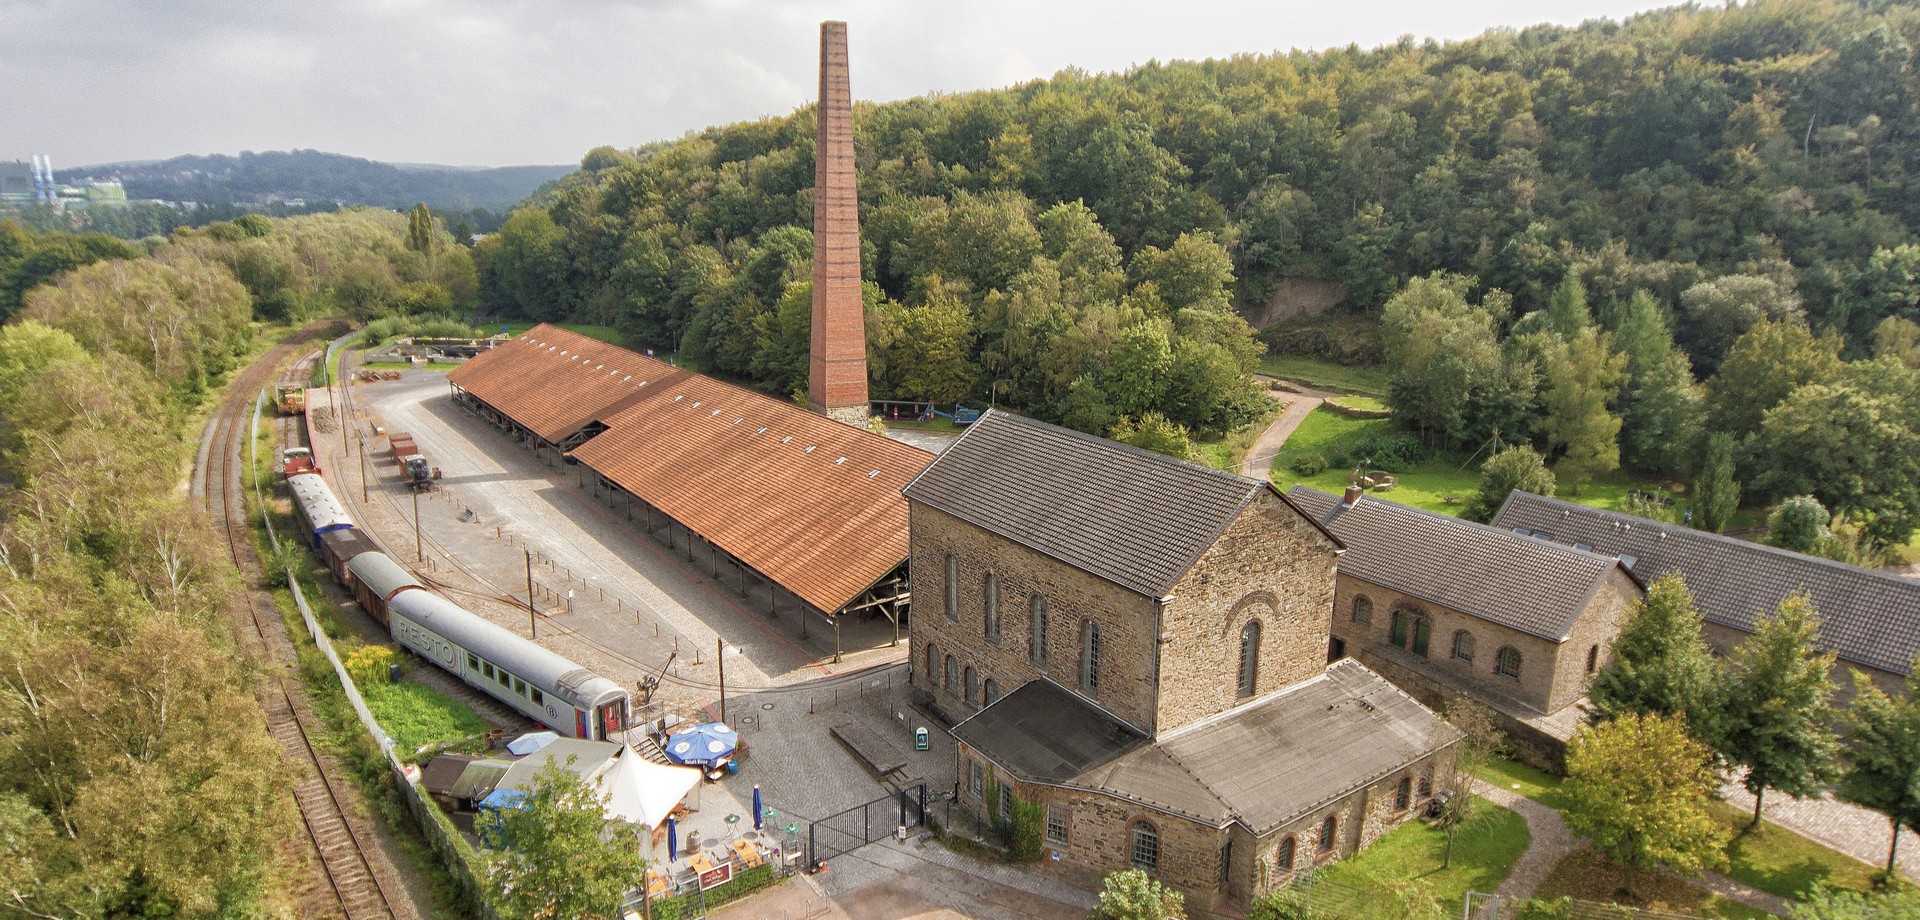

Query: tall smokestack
[809,21,870,428]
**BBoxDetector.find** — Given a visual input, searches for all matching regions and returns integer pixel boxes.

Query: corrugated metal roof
[1288,487,1627,641]
[903,410,1269,598]
[449,759,512,801]
[447,328,660,443]
[452,324,931,614]
[1492,491,1920,675]
[957,662,1457,832]
[499,739,622,791]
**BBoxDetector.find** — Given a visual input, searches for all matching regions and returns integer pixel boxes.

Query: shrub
[1334,432,1427,471]
[1291,451,1329,476]
[344,644,400,687]
[1008,798,1044,863]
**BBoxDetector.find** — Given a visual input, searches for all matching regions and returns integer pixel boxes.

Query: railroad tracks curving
[192,331,404,920]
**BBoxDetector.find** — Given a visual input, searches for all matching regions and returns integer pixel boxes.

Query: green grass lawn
[1267,407,1681,518]
[1315,797,1530,909]
[1258,355,1391,396]
[1535,847,1774,919]
[362,676,491,763]
[1471,757,1575,813]
[1326,395,1389,413]
[1710,802,1880,899]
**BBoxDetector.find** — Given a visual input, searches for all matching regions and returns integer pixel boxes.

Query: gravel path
[1238,380,1332,479]
[1477,784,1575,901]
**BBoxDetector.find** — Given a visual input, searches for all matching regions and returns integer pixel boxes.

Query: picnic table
[730,838,764,868]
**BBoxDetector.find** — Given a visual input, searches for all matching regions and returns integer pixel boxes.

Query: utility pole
[717,637,727,724]
[412,488,422,562]
[526,549,537,639]
[358,433,368,503]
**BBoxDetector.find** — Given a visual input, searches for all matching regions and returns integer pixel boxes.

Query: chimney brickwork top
[809,20,869,426]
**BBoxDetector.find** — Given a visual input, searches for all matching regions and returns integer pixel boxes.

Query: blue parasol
[667,816,678,861]
[663,722,739,767]
[752,785,763,830]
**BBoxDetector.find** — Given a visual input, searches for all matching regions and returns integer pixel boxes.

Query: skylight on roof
[733,418,744,425]
[835,457,846,465]
[673,395,684,401]
[804,445,816,453]
[710,409,721,417]
[781,436,793,444]
[691,401,701,408]
[756,427,768,434]
[868,470,881,478]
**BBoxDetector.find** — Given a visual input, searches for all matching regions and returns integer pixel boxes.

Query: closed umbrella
[752,785,763,830]
[667,817,678,861]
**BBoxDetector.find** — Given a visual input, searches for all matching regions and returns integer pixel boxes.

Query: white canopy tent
[595,747,701,830]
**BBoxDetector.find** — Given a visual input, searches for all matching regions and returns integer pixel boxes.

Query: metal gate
[805,784,926,867]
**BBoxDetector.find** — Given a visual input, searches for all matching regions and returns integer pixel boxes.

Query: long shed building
[447,325,932,655]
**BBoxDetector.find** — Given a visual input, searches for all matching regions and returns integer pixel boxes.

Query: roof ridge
[1351,489,1622,568]
[981,408,1266,492]
[1505,491,1920,589]
[1157,670,1333,743]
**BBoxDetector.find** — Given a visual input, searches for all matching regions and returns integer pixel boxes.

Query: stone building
[904,411,1460,910]
[1289,486,1642,768]
[1493,491,1918,708]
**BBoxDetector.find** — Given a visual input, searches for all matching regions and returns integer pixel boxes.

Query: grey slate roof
[1289,486,1629,641]
[904,409,1281,598]
[1492,491,1920,676]
[954,662,1459,834]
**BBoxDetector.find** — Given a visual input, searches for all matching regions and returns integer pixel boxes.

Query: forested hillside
[474,0,1920,467]
[0,209,471,918]
[69,149,573,212]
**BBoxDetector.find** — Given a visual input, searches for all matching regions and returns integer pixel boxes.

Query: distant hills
[59,149,574,212]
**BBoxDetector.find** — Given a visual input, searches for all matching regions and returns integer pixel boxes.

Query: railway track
[192,331,403,920]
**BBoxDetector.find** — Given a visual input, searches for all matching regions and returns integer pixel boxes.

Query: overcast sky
[5,1,1681,170]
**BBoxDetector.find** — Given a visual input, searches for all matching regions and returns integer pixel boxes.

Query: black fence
[805,784,927,867]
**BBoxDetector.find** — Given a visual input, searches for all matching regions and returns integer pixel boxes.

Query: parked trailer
[387,583,629,740]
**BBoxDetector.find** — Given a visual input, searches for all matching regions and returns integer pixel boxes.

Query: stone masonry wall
[1545,569,1639,712]
[1328,575,1571,713]
[1156,489,1340,732]
[909,503,1161,730]
[963,741,1457,911]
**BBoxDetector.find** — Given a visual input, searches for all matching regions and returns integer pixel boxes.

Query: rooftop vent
[781,436,793,444]
[804,445,816,453]
[835,457,846,465]
[756,427,768,434]
[868,470,880,478]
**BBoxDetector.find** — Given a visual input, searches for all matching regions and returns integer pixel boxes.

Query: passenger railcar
[386,586,629,740]
[345,550,426,626]
[287,469,353,548]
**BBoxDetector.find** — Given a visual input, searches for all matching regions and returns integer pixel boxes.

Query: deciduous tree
[1719,595,1840,829]
[1563,712,1729,895]
[1837,664,1920,878]
[1089,868,1186,920]
[480,760,644,920]
[1464,445,1555,523]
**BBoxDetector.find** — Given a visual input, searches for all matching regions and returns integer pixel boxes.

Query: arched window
[1318,815,1337,853]
[964,666,977,704]
[1081,620,1101,693]
[1418,773,1433,798]
[983,573,1000,642]
[1128,820,1159,872]
[1237,620,1262,697]
[1395,776,1413,811]
[924,642,937,684]
[1276,836,1296,873]
[1351,595,1373,626]
[1030,594,1048,663]
[983,678,999,706]
[1496,646,1522,680]
[944,654,956,693]
[1586,644,1599,674]
[944,554,958,620]
[1451,630,1475,664]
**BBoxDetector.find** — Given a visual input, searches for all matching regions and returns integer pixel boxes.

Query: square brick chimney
[809,20,870,427]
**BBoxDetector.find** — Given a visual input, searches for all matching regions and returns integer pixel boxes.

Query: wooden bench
[831,721,908,778]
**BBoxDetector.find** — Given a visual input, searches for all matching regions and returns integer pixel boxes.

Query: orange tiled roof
[451,325,932,613]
